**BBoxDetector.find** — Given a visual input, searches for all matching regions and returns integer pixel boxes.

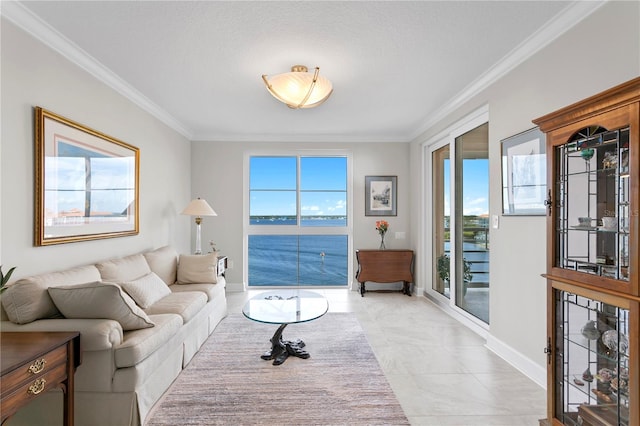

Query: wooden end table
[355,249,414,296]
[1,332,81,426]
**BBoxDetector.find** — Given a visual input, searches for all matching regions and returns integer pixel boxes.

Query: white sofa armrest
[0,318,123,351]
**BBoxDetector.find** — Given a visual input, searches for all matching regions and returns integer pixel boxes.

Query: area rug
[146,313,409,425]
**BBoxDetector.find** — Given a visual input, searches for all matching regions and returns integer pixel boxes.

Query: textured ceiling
[9,1,589,142]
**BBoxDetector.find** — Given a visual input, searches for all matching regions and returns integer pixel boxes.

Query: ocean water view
[249,217,348,286]
[248,217,490,288]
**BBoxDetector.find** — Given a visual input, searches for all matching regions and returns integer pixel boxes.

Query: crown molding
[409,0,608,142]
[191,131,409,143]
[2,1,193,140]
[3,0,608,144]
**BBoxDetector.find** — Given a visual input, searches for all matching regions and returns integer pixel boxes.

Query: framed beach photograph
[365,175,397,216]
[501,127,546,216]
[34,107,140,246]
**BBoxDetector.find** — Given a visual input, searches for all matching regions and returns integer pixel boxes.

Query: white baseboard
[420,291,489,338]
[419,291,546,389]
[485,334,547,389]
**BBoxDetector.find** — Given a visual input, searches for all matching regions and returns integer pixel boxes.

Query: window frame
[243,150,354,288]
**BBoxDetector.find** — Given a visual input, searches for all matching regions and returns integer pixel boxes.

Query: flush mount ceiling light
[262,65,333,109]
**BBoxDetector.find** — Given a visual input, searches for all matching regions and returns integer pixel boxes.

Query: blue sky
[444,159,489,216]
[250,156,347,217]
[462,159,489,216]
[250,156,488,217]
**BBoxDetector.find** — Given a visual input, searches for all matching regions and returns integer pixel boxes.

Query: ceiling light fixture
[262,65,333,109]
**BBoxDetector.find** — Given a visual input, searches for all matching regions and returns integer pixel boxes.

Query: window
[247,155,350,287]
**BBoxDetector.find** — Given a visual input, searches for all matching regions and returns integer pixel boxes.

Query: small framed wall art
[501,126,546,215]
[365,175,397,216]
[34,107,140,245]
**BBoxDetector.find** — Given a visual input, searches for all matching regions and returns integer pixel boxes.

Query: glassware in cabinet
[554,126,630,283]
[552,287,631,426]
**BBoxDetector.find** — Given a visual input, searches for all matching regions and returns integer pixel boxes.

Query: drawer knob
[28,359,46,374]
[27,378,46,395]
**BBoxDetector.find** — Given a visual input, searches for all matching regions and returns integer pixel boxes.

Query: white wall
[411,0,640,384]
[1,20,193,279]
[190,141,411,288]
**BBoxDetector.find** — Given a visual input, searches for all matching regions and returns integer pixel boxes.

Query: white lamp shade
[263,66,333,109]
[181,198,217,216]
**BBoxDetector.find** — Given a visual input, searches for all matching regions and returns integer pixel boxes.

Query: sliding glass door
[428,117,490,324]
[432,144,451,299]
[454,123,489,322]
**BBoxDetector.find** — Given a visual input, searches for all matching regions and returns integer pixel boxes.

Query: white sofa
[0,246,228,426]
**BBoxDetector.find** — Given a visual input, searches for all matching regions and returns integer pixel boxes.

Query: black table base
[260,323,310,365]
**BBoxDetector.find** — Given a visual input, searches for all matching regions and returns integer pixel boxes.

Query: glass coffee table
[242,289,329,365]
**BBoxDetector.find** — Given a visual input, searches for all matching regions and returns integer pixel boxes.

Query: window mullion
[297,156,301,284]
[297,156,301,226]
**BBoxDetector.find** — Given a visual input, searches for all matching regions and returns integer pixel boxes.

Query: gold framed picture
[34,107,140,245]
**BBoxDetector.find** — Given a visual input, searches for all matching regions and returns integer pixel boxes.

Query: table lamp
[181,198,217,254]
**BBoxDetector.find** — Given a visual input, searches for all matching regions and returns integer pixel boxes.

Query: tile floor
[227,288,546,426]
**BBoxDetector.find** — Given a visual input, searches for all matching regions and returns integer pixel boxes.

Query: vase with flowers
[375,220,389,250]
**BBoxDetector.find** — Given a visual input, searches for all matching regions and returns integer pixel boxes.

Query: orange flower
[375,220,389,235]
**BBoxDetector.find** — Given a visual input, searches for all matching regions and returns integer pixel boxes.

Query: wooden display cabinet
[533,77,639,426]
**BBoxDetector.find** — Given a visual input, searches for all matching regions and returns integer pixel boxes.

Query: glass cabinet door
[553,287,632,426]
[555,125,630,282]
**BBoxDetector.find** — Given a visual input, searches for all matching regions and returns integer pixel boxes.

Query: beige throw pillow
[143,246,178,285]
[96,253,151,283]
[1,265,102,324]
[48,282,154,331]
[118,272,171,309]
[177,253,217,284]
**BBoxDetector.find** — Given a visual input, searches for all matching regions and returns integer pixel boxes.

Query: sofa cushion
[118,272,171,309]
[96,253,151,283]
[1,265,101,324]
[144,292,207,323]
[169,278,225,302]
[48,282,154,331]
[0,318,124,351]
[177,253,217,284]
[143,246,178,285]
[114,313,183,368]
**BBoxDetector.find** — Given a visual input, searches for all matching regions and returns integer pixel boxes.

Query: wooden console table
[355,249,414,297]
[1,332,81,426]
